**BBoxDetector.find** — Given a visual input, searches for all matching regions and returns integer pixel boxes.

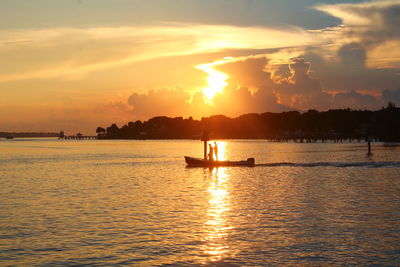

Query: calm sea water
[1,138,400,266]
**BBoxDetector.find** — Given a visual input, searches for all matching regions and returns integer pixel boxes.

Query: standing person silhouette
[208,143,214,161]
[214,141,218,161]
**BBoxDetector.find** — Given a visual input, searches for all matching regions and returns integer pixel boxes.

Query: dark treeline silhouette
[97,103,400,142]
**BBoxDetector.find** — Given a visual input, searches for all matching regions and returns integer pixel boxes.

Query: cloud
[274,58,333,110]
[315,0,400,45]
[0,24,321,83]
[293,0,400,95]
[314,0,400,68]
[125,57,290,119]
[333,90,382,110]
[124,56,385,120]
[212,56,384,112]
[382,88,400,106]
[125,82,288,120]
[127,86,192,119]
[272,57,386,111]
[0,23,323,132]
[337,42,366,69]
[302,43,400,93]
[215,56,273,89]
[213,83,289,114]
[214,57,289,112]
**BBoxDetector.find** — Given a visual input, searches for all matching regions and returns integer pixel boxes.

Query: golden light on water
[203,167,232,262]
[195,64,228,103]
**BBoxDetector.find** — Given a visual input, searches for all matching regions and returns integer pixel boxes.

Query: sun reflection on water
[203,167,232,262]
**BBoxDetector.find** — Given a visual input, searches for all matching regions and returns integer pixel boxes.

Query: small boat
[185,156,255,167]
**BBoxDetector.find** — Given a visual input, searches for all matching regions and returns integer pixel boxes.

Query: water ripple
[257,161,400,168]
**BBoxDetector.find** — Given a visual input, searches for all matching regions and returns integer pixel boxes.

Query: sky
[1,0,400,134]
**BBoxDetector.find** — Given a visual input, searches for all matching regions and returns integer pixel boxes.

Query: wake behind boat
[185,156,255,167]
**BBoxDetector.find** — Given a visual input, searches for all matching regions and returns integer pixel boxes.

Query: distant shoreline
[0,132,59,138]
[97,106,400,142]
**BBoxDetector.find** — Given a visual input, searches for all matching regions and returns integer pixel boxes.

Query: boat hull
[185,156,255,167]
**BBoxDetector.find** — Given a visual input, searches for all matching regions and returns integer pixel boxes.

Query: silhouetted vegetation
[98,104,400,142]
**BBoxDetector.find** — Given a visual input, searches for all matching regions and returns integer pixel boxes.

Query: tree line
[96,103,400,142]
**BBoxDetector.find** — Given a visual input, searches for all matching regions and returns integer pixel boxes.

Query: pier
[58,132,97,140]
[60,135,97,140]
[264,135,378,143]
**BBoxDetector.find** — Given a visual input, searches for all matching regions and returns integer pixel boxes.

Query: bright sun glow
[196,64,228,103]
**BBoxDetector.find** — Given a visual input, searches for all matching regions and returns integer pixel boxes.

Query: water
[1,138,400,266]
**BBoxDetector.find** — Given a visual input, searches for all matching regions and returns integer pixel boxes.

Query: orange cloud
[0,24,323,83]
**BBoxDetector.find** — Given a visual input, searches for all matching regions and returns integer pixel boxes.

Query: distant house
[97,133,107,139]
[58,131,65,139]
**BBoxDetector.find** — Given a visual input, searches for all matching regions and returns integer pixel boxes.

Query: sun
[204,70,228,101]
[196,64,228,103]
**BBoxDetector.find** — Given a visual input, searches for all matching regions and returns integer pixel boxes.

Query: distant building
[58,131,65,139]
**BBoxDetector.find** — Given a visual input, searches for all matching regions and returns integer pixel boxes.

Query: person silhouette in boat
[214,141,218,161]
[208,143,214,161]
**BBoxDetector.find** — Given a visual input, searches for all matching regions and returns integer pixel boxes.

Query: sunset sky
[1,0,400,134]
